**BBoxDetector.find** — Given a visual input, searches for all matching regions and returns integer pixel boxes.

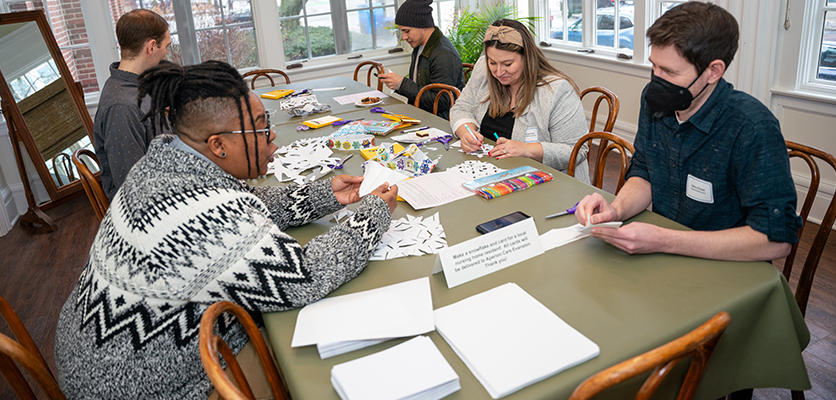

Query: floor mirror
[0,10,95,231]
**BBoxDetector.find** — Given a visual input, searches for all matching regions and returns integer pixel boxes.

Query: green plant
[445,1,539,65]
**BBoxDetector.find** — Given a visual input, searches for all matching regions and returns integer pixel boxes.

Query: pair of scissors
[369,106,390,114]
[545,202,579,219]
[327,153,353,169]
[435,135,453,151]
[332,118,365,126]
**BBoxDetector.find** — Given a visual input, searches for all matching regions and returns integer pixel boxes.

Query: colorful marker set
[464,166,553,200]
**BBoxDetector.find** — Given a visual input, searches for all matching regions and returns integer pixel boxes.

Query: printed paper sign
[433,218,544,288]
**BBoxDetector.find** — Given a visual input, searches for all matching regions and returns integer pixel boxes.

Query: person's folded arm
[247,179,344,230]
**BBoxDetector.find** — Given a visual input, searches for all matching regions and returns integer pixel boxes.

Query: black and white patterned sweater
[55,135,391,399]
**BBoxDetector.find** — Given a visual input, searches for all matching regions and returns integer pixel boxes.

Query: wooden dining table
[255,79,811,400]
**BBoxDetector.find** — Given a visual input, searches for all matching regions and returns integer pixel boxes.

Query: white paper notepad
[433,283,599,399]
[331,336,460,400]
[292,277,434,355]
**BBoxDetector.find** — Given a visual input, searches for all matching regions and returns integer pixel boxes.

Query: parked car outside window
[550,6,634,50]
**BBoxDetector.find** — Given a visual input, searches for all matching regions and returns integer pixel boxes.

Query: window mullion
[332,0,349,55]
[172,0,200,65]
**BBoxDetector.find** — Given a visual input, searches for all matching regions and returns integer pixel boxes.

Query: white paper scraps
[370,213,448,261]
[389,128,450,143]
[332,208,354,224]
[447,160,506,181]
[331,336,460,400]
[434,283,599,399]
[268,137,341,184]
[358,161,410,197]
[396,170,473,210]
[458,142,494,158]
[539,222,624,251]
[333,90,389,105]
[291,277,434,347]
[279,94,319,110]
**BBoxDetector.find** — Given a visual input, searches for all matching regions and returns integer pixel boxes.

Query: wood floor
[1,162,835,399]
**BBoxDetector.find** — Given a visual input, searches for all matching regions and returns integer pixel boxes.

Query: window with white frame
[109,0,260,70]
[545,0,687,59]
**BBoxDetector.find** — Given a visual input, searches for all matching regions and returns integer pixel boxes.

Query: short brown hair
[116,9,169,60]
[647,2,739,74]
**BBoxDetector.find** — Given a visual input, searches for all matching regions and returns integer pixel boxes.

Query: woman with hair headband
[54,60,398,399]
[450,19,590,183]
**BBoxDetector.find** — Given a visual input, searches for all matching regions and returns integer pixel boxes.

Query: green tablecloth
[259,88,810,400]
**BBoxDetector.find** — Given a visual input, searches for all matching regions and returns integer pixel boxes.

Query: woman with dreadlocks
[54,60,398,399]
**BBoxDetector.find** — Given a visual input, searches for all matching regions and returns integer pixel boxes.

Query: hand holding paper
[358,161,408,197]
[331,175,363,205]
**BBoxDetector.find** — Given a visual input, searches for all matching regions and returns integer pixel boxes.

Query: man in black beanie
[378,0,464,119]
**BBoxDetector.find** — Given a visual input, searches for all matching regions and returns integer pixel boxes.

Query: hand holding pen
[456,123,484,153]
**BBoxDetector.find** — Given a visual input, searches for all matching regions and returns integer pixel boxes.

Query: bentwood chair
[200,301,290,400]
[414,83,461,119]
[462,63,474,82]
[242,69,291,90]
[0,295,67,400]
[568,131,635,194]
[72,149,109,222]
[581,86,620,170]
[353,60,385,91]
[52,152,75,186]
[569,312,731,400]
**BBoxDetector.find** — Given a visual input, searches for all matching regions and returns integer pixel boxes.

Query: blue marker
[493,132,500,141]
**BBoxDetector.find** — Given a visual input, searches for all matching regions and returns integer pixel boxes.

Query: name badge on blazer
[686,174,714,204]
[524,127,539,143]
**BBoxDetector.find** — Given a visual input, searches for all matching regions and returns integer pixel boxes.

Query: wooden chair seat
[72,149,109,222]
[568,131,635,194]
[353,60,385,91]
[0,295,67,399]
[414,83,461,119]
[241,69,291,90]
[199,301,290,400]
[569,312,731,400]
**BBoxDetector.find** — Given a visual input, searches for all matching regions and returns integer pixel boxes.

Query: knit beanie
[395,0,434,29]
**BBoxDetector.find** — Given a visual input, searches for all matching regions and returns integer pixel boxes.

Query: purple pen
[401,126,430,133]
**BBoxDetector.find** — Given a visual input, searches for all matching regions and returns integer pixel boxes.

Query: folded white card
[359,161,409,197]
[434,283,599,399]
[292,277,434,348]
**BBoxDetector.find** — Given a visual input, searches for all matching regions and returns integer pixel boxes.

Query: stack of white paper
[292,277,434,359]
[331,336,460,400]
[434,283,599,399]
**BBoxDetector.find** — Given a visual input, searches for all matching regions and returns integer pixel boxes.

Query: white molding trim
[0,185,12,236]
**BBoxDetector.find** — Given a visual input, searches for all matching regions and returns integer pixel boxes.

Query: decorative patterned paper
[447,160,506,181]
[365,143,440,177]
[370,213,448,261]
[327,134,376,150]
[330,120,406,136]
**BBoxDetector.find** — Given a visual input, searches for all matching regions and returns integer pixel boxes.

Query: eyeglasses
[206,113,272,142]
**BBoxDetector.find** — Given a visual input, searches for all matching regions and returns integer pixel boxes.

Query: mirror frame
[0,10,94,215]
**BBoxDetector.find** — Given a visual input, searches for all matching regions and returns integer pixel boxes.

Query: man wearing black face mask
[574,2,801,262]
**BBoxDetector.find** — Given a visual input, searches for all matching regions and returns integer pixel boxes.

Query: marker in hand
[464,124,482,145]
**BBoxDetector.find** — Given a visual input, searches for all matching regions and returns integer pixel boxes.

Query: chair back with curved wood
[414,83,461,118]
[569,311,731,400]
[784,141,836,318]
[72,149,109,222]
[568,131,635,194]
[52,152,75,186]
[353,60,385,91]
[200,301,290,400]
[581,87,620,168]
[241,69,291,90]
[462,63,474,82]
[0,295,67,400]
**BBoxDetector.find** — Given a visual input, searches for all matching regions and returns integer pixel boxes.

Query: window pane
[227,26,258,69]
[281,18,309,61]
[348,10,372,51]
[192,0,220,30]
[436,0,455,33]
[221,1,253,25]
[196,29,229,63]
[166,33,184,64]
[375,7,398,48]
[548,0,581,43]
[819,11,836,81]
[593,1,633,50]
[346,0,369,12]
[307,14,336,58]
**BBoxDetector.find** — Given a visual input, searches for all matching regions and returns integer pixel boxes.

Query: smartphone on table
[475,211,530,234]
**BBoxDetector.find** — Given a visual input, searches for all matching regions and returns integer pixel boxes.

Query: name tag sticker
[524,127,539,143]
[686,174,714,204]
